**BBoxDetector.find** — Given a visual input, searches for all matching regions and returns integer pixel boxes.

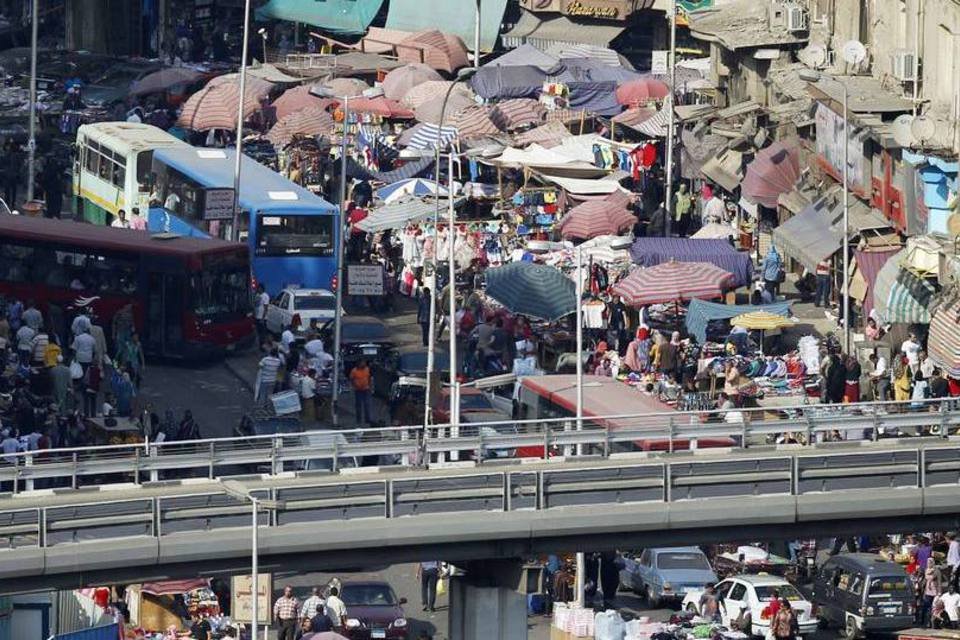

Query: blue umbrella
[376,178,450,204]
[484,262,576,322]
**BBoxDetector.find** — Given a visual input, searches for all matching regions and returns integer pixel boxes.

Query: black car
[812,553,914,639]
[320,316,395,378]
[371,348,450,399]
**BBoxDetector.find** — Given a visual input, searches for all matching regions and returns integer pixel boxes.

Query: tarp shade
[256,0,385,34]
[854,248,899,320]
[928,298,960,377]
[469,65,624,115]
[772,196,840,272]
[629,237,754,288]
[872,248,936,325]
[685,299,792,344]
[356,197,458,232]
[385,0,509,52]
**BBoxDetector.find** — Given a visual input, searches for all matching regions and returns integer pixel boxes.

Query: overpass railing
[1,397,958,494]
[2,440,960,553]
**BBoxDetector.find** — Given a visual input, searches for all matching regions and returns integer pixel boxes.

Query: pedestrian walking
[324,586,347,631]
[273,585,300,640]
[349,359,373,425]
[771,599,798,640]
[256,348,282,406]
[417,288,431,347]
[762,245,783,298]
[418,560,440,612]
[923,557,943,627]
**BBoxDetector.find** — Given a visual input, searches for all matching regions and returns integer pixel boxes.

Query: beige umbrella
[266,107,336,147]
[206,73,276,98]
[130,67,203,96]
[271,85,338,120]
[414,90,476,125]
[397,29,469,74]
[381,63,443,100]
[402,80,454,109]
[177,83,263,131]
[315,77,370,98]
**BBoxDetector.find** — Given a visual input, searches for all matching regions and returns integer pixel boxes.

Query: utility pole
[662,0,678,236]
[26,0,38,202]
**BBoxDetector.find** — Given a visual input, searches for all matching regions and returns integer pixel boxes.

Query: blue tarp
[256,0,385,35]
[54,624,120,640]
[385,0,509,52]
[630,238,755,288]
[685,299,793,345]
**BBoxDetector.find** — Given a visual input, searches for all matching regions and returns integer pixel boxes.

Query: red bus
[0,215,255,359]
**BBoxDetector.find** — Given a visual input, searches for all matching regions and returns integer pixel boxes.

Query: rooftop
[688,0,809,51]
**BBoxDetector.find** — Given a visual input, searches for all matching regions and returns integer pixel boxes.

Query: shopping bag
[436,577,447,596]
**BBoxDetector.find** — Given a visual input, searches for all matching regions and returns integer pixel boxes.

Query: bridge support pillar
[447,559,542,640]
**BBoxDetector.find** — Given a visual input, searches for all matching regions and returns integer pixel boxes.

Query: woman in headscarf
[844,354,862,403]
[623,328,652,373]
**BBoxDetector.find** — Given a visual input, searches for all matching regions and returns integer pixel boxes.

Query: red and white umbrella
[612,261,734,307]
[615,77,670,106]
[347,96,414,119]
[558,191,635,240]
[741,140,801,209]
[206,73,276,98]
[272,85,338,120]
[397,30,469,74]
[177,83,264,131]
[266,107,336,146]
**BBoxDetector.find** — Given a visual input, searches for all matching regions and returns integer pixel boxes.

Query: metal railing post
[271,436,282,475]
[38,507,46,548]
[24,454,33,492]
[537,470,545,510]
[918,448,926,489]
[543,424,551,461]
[602,424,610,458]
[386,480,394,518]
[791,455,800,496]
[664,462,672,502]
[331,439,339,473]
[208,442,216,479]
[71,452,78,489]
[503,472,510,511]
[667,417,675,454]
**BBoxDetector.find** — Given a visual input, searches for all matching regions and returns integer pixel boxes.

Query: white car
[682,574,817,638]
[265,288,337,335]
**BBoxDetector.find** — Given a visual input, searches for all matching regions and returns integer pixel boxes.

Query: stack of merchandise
[551,602,596,639]
[625,618,666,640]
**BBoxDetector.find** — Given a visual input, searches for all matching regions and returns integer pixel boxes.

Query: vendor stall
[629,238,754,288]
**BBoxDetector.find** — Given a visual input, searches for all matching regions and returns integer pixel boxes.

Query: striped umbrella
[347,96,414,119]
[376,178,452,204]
[272,85,338,119]
[397,122,459,151]
[130,67,204,96]
[557,191,635,240]
[397,30,469,74]
[928,299,960,377]
[314,77,370,98]
[612,261,734,307]
[414,90,476,125]
[206,73,276,98]
[381,63,443,100]
[741,140,801,209]
[402,81,464,109]
[513,120,572,147]
[447,104,500,139]
[266,107,335,146]
[488,98,546,132]
[177,83,263,131]
[485,262,576,322]
[872,249,935,324]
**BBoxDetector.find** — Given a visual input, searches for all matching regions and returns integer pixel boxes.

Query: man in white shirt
[948,533,960,589]
[304,335,325,357]
[71,329,96,366]
[257,348,283,405]
[901,333,921,368]
[301,587,325,622]
[164,191,181,213]
[941,585,960,627]
[254,285,270,342]
[111,209,130,229]
[703,194,726,224]
[324,586,347,630]
[280,328,296,355]
[868,352,889,401]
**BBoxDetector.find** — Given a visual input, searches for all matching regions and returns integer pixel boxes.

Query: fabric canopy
[485,262,576,321]
[356,197,454,232]
[256,0,384,34]
[415,91,477,125]
[873,249,936,325]
[376,178,451,204]
[272,85,337,120]
[557,191,635,240]
[629,238,753,288]
[485,43,559,71]
[130,67,203,95]
[501,9,625,50]
[685,299,792,345]
[398,122,459,151]
[615,77,670,106]
[488,98,545,132]
[613,262,734,307]
[402,81,464,109]
[396,30,469,74]
[141,578,209,596]
[266,107,335,146]
[344,156,435,183]
[731,311,793,330]
[772,196,840,272]
[381,64,443,101]
[176,83,262,131]
[385,0,509,52]
[741,140,801,209]
[928,298,960,377]
[692,222,738,240]
[468,62,626,115]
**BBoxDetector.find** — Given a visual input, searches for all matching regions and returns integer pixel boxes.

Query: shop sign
[562,0,628,19]
[231,573,272,624]
[521,0,563,10]
[203,187,235,220]
[348,264,385,296]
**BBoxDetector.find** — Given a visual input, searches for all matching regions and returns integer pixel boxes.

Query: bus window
[85,141,100,175]
[189,262,251,322]
[0,243,32,282]
[136,151,155,186]
[254,215,333,256]
[157,166,204,221]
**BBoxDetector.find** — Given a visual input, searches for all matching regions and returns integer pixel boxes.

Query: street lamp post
[26,0,38,202]
[220,481,284,640]
[800,71,850,352]
[662,0,678,236]
[230,0,253,242]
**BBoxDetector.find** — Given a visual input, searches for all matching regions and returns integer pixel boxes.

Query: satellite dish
[892,114,916,147]
[841,40,867,66]
[911,115,937,145]
[948,213,960,238]
[802,43,828,69]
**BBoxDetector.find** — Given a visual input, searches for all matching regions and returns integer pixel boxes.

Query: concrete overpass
[2,437,960,594]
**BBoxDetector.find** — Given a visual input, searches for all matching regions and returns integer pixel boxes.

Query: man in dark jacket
[647,205,667,237]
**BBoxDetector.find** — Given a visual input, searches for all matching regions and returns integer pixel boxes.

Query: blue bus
[148,147,338,295]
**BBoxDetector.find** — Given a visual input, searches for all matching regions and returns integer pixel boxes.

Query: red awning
[741,140,801,209]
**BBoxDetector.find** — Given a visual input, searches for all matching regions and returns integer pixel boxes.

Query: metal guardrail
[3,441,960,553]
[1,397,959,494]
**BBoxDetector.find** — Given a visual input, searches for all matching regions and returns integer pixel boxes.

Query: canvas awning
[629,237,754,287]
[686,299,793,345]
[385,0,509,52]
[772,196,840,272]
[928,297,960,377]
[356,197,461,232]
[256,0,384,34]
[872,249,936,325]
[700,148,743,193]
[501,10,626,50]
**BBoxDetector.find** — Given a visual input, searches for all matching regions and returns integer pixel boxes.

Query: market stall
[629,238,754,288]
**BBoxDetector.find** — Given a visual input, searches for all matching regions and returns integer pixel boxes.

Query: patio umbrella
[314,77,370,98]
[402,80,470,109]
[177,83,263,131]
[447,104,501,139]
[130,67,203,96]
[381,63,443,100]
[574,235,634,265]
[872,249,935,324]
[485,262,576,322]
[488,98,546,132]
[347,96,414,119]
[266,107,336,147]
[207,73,276,98]
[397,29,469,74]
[557,191,635,240]
[731,311,793,356]
[272,85,338,119]
[376,178,454,203]
[741,140,801,209]
[415,90,476,125]
[615,77,670,106]
[612,261,735,308]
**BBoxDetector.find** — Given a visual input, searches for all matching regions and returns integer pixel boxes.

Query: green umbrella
[484,262,576,322]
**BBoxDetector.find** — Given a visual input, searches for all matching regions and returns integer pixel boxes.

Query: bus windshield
[190,263,251,321]
[255,214,333,257]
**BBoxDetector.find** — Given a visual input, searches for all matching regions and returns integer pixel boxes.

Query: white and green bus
[72,122,188,226]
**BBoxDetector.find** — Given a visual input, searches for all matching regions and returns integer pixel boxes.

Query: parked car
[320,316,394,377]
[340,581,409,639]
[620,546,718,607]
[371,348,449,400]
[265,287,337,335]
[683,574,818,638]
[811,553,914,639]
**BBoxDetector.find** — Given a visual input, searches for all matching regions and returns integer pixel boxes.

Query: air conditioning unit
[891,50,918,82]
[786,6,809,32]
